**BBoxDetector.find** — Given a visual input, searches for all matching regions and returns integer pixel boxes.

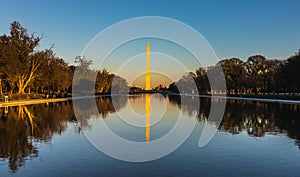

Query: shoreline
[200,95,300,104]
[1,94,300,107]
[0,97,72,107]
[0,94,114,107]
[169,93,300,104]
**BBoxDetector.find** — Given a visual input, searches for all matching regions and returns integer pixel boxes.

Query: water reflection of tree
[168,95,201,116]
[220,100,279,137]
[0,96,127,173]
[0,107,38,172]
[221,100,300,148]
[73,96,128,130]
[168,95,300,149]
[0,102,75,172]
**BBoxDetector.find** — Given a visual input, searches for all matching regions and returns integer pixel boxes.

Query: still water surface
[1,94,300,177]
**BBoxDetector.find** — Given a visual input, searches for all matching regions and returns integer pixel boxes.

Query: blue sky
[1,0,300,66]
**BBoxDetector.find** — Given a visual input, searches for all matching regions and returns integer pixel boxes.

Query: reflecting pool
[1,94,300,176]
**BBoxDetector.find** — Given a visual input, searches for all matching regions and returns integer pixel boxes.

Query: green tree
[48,57,72,93]
[219,58,245,94]
[280,51,300,93]
[195,67,209,94]
[263,59,282,94]
[111,75,128,94]
[176,72,198,94]
[95,69,114,93]
[73,56,96,85]
[75,55,93,69]
[244,55,268,93]
[0,21,44,94]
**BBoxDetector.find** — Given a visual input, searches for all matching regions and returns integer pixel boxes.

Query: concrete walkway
[0,97,71,107]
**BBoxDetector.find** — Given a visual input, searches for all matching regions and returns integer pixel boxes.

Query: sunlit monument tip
[145,42,151,91]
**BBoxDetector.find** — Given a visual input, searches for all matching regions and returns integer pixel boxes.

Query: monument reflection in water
[145,94,151,143]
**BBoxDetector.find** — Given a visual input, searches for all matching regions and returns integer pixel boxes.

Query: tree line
[0,21,126,99]
[169,51,300,95]
[1,21,299,98]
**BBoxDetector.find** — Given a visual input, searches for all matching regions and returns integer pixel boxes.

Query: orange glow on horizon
[131,73,173,88]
